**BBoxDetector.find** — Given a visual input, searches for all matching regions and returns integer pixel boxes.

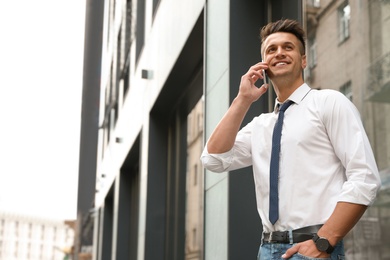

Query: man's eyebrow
[264,44,276,51]
[265,41,296,50]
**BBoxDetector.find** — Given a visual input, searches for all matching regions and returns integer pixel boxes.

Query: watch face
[316,238,330,251]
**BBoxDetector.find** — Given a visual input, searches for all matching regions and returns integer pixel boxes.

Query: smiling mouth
[274,62,288,67]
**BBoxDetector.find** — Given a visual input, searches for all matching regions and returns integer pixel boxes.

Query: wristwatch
[312,234,334,254]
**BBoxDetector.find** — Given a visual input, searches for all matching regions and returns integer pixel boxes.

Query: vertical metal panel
[77,0,104,215]
[228,1,269,259]
[77,0,105,258]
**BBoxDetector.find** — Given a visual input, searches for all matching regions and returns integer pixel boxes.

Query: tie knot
[279,100,294,112]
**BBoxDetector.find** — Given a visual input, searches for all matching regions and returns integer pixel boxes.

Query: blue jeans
[257,240,345,260]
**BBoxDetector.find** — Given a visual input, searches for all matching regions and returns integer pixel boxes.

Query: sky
[0,1,86,220]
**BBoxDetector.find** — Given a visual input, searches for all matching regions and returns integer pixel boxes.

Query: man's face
[261,32,306,80]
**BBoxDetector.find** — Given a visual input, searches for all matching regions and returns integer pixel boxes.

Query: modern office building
[76,0,390,259]
[0,211,74,260]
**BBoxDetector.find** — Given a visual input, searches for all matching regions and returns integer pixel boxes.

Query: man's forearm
[318,201,367,246]
[207,96,252,154]
[207,62,269,154]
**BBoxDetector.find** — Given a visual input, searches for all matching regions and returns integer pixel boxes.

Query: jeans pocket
[295,253,331,260]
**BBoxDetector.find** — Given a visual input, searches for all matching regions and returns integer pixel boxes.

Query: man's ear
[301,54,307,69]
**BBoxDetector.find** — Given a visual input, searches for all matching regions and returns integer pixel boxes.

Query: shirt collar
[273,83,312,112]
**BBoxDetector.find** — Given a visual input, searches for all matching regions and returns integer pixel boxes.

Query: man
[200,19,381,259]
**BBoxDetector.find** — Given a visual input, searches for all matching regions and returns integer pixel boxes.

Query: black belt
[262,224,323,244]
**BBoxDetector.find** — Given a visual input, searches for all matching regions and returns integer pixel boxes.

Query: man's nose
[275,47,285,57]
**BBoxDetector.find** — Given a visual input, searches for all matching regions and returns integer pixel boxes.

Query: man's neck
[272,77,304,102]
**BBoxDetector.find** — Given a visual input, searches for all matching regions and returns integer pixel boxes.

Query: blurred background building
[76,0,390,259]
[0,211,74,260]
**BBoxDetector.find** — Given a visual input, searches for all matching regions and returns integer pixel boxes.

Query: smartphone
[262,60,268,85]
[262,69,268,85]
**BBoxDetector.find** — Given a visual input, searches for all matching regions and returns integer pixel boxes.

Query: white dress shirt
[201,83,381,232]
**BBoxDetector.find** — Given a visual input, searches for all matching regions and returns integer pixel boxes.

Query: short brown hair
[260,19,306,55]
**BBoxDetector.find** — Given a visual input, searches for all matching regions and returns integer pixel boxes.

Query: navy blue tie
[269,100,294,225]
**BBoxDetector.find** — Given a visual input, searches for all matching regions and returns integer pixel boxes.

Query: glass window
[340,81,352,101]
[125,0,133,55]
[338,1,350,43]
[304,0,390,258]
[135,0,145,63]
[307,0,321,8]
[308,37,317,69]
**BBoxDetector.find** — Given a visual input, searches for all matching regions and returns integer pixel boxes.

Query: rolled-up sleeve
[200,120,255,173]
[200,147,235,173]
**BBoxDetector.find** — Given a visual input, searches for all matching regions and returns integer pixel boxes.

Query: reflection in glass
[185,98,204,260]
